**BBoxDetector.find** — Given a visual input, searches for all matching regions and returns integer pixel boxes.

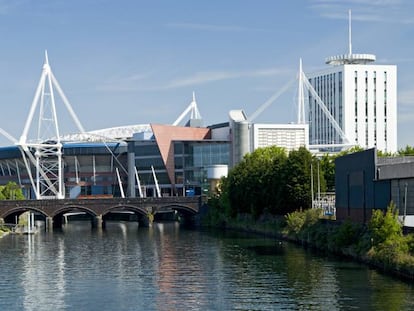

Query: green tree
[220,145,367,220]
[227,146,287,218]
[319,154,335,192]
[398,145,414,156]
[377,149,394,157]
[284,147,320,212]
[368,202,411,265]
[0,182,25,200]
[369,202,404,247]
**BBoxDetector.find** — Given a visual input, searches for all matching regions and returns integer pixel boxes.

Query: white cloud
[165,68,289,89]
[96,67,290,92]
[308,0,413,24]
[167,22,267,32]
[95,72,152,92]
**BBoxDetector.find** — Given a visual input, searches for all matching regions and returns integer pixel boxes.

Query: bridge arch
[1,206,49,219]
[52,205,99,218]
[155,203,198,225]
[101,204,150,218]
[0,196,202,229]
[156,203,198,215]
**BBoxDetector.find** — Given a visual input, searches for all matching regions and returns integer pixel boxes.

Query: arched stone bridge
[0,196,204,230]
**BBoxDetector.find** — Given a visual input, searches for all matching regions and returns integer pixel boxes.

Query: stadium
[0,54,232,200]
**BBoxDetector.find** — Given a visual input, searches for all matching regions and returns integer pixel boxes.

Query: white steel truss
[301,71,350,145]
[297,58,306,124]
[151,165,161,198]
[17,51,85,199]
[249,59,351,149]
[134,167,144,198]
[248,79,296,123]
[173,92,202,126]
[116,167,125,198]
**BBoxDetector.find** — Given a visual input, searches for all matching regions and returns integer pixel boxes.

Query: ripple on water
[0,223,413,311]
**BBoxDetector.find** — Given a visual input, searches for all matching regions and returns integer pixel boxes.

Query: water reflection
[0,222,413,310]
[22,233,67,310]
[368,271,411,311]
[154,222,210,311]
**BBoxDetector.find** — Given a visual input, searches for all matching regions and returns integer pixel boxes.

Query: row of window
[354,70,388,147]
[309,72,343,145]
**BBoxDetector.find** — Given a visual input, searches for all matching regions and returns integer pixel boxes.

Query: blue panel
[91,185,104,195]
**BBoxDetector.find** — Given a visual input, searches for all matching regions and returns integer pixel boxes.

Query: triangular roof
[150,124,211,186]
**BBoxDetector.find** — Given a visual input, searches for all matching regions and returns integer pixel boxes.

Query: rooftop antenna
[325,10,376,65]
[348,9,352,55]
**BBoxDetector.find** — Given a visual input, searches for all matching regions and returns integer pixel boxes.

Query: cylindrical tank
[207,165,228,180]
[206,165,228,194]
[232,120,250,167]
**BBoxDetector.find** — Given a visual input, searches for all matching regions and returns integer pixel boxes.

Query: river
[0,221,413,311]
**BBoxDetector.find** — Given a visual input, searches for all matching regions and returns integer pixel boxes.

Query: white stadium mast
[17,51,86,199]
[248,58,351,149]
[173,92,202,126]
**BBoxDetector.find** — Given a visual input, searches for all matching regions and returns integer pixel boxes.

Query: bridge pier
[137,211,153,227]
[93,215,103,229]
[138,215,149,227]
[46,217,54,232]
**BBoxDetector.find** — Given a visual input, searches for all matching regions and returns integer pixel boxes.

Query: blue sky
[0,0,413,148]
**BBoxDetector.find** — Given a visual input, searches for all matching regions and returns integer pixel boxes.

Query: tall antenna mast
[325,9,375,65]
[348,9,352,55]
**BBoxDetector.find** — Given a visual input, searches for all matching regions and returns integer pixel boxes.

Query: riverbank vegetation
[0,227,8,238]
[0,181,25,200]
[204,145,414,280]
[283,204,414,279]
[205,145,343,222]
[0,182,24,238]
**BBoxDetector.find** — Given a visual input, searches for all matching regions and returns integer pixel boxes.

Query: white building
[307,13,397,153]
[251,123,309,152]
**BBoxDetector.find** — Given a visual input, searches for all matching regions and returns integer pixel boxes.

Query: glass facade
[0,143,128,199]
[0,129,230,198]
[308,64,397,153]
[309,72,341,146]
[133,139,228,197]
[174,141,229,195]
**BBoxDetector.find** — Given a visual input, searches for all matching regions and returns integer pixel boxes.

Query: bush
[369,202,403,247]
[334,219,363,249]
[285,208,322,236]
[285,210,306,235]
[366,202,414,272]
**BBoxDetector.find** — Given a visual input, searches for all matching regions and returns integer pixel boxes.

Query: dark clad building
[335,148,390,223]
[336,148,414,226]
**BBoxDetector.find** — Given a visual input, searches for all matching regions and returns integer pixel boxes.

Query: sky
[0,0,414,148]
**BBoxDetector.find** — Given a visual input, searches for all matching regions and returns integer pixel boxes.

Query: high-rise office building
[307,12,397,153]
